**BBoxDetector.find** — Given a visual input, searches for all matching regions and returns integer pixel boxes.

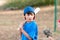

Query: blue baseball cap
[24,6,35,15]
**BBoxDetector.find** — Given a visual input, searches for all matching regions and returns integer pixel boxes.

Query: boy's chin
[26,20,33,22]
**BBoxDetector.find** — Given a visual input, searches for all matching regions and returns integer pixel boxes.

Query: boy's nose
[29,15,32,17]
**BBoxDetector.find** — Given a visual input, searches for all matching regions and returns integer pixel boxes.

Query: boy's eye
[28,14,33,16]
[26,12,34,16]
[31,14,33,15]
[30,13,34,15]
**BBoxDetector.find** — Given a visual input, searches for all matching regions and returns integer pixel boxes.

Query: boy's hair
[24,12,35,20]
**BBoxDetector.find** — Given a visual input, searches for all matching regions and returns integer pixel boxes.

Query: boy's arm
[18,22,32,40]
[21,28,32,40]
[18,23,24,39]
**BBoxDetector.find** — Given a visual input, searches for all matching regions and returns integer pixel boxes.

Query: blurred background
[0,0,60,40]
[0,0,54,10]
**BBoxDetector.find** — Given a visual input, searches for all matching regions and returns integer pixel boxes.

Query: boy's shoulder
[32,21,37,24]
[32,21,38,26]
[24,21,37,26]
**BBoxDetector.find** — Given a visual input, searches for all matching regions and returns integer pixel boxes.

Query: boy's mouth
[29,18,31,20]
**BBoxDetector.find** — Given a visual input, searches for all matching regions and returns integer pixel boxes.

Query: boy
[19,6,38,40]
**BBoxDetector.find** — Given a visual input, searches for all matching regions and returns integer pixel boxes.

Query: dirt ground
[0,6,60,40]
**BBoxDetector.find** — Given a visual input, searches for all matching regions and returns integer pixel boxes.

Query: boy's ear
[33,15,35,20]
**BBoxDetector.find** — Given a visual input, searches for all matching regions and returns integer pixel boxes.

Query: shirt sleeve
[29,24,38,40]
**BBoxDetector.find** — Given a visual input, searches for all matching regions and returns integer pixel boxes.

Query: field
[0,6,60,40]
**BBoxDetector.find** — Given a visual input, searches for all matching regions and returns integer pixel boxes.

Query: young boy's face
[24,12,35,22]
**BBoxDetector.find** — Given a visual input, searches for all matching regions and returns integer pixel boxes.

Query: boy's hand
[29,38,32,40]
[18,22,25,30]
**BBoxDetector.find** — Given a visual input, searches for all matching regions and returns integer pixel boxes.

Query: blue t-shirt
[21,21,38,40]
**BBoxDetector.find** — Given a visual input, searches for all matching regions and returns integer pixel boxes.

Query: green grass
[0,0,54,10]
